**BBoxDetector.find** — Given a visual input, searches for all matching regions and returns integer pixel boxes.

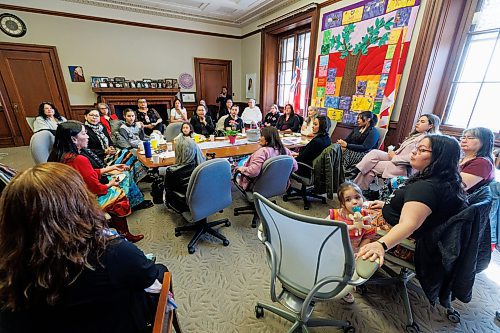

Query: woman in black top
[294,116,331,177]
[190,104,215,137]
[358,135,466,265]
[0,163,166,333]
[84,108,116,161]
[337,111,380,178]
[276,104,301,133]
[263,104,281,127]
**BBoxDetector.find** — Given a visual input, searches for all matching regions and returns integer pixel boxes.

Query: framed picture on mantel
[181,92,196,103]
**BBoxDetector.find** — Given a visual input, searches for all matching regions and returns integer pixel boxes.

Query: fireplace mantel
[92,88,181,120]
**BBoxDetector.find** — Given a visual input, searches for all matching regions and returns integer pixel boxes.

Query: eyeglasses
[98,107,108,109]
[459,136,477,141]
[413,146,432,154]
[87,114,100,118]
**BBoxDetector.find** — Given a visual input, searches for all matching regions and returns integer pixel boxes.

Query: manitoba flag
[289,54,301,113]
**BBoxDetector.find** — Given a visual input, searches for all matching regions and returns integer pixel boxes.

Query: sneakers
[342,292,355,304]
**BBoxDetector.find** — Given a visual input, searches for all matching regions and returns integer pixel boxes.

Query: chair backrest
[328,119,337,137]
[216,115,229,131]
[30,130,55,164]
[254,193,355,299]
[26,117,36,132]
[186,158,232,222]
[164,123,183,142]
[376,127,388,149]
[252,155,294,199]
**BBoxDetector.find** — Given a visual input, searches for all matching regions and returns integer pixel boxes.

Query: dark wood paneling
[194,58,232,106]
[260,8,317,117]
[69,105,93,123]
[0,42,72,146]
[395,0,469,144]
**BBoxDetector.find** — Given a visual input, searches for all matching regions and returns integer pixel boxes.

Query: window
[277,30,310,114]
[444,0,500,132]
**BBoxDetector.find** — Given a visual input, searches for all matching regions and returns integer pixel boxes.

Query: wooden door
[194,58,232,107]
[0,43,71,147]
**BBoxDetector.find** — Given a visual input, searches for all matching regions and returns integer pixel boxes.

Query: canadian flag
[379,32,403,128]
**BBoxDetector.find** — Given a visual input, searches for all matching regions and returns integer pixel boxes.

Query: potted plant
[224,129,239,144]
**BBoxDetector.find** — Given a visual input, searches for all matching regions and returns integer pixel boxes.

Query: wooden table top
[136,136,309,168]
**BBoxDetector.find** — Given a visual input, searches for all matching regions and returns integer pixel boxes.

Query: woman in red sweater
[48,121,144,243]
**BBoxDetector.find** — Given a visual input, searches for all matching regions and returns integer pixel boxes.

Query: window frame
[442,0,500,132]
[276,28,311,113]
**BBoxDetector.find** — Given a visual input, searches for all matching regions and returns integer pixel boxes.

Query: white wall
[0,7,242,105]
[240,33,261,104]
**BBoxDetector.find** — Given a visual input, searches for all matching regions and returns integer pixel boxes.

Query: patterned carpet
[2,146,500,333]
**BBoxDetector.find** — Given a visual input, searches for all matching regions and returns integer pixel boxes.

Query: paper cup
[152,154,160,164]
[209,135,215,142]
[150,139,158,149]
[166,142,173,151]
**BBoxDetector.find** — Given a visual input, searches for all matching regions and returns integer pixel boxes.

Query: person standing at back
[216,86,230,118]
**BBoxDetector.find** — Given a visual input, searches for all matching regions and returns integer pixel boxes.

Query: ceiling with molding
[62,0,304,27]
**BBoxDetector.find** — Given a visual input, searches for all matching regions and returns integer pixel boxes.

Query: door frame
[0,42,72,145]
[193,58,232,104]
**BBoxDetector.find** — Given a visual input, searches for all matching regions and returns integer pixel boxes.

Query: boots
[109,215,144,243]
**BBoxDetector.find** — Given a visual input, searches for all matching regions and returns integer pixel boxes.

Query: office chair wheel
[343,325,355,333]
[446,309,460,323]
[255,305,264,318]
[188,246,196,254]
[175,231,181,237]
[356,285,367,295]
[282,196,288,202]
[225,221,231,227]
[234,211,239,216]
[222,239,230,246]
[405,322,420,333]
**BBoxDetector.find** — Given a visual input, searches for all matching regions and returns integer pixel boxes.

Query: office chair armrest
[348,257,380,287]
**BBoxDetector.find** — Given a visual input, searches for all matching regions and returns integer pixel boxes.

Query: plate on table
[114,173,126,183]
[215,137,226,141]
[283,133,292,137]
[293,133,301,137]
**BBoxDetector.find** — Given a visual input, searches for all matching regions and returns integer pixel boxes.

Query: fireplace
[92,87,180,121]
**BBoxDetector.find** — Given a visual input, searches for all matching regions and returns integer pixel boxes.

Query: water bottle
[143,140,152,158]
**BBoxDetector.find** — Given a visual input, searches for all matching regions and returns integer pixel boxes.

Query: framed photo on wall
[245,73,256,99]
[181,92,196,103]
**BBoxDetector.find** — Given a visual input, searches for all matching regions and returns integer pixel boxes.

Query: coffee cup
[152,154,160,164]
[209,135,215,142]
[138,141,144,151]
[166,142,173,151]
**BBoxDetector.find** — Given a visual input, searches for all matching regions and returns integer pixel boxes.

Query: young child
[329,181,377,303]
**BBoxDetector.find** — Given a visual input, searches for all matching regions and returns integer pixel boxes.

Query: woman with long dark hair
[48,121,152,242]
[357,135,466,265]
[294,115,331,177]
[33,102,67,133]
[337,111,380,177]
[276,104,301,133]
[190,104,215,137]
[459,127,495,193]
[354,113,440,189]
[236,126,298,190]
[0,163,166,332]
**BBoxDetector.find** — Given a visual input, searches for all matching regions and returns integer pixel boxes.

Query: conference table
[136,135,310,168]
